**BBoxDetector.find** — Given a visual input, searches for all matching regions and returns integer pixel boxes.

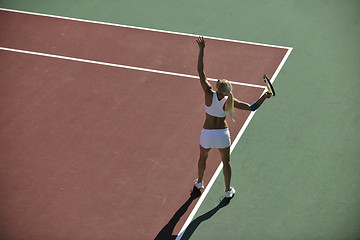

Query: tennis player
[194,36,271,198]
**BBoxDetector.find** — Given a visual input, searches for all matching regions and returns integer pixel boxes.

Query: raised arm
[234,92,272,111]
[196,37,212,94]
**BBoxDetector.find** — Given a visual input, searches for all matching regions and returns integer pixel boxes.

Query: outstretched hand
[196,36,205,49]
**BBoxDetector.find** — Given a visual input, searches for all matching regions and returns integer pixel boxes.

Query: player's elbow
[197,68,204,75]
[235,103,252,111]
[198,71,205,80]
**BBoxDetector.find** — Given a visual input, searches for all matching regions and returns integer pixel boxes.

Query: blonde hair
[216,79,235,121]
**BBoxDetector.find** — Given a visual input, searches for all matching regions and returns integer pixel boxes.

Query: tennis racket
[263,74,275,96]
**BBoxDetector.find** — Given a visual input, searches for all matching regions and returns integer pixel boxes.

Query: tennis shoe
[225,187,236,199]
[194,179,204,189]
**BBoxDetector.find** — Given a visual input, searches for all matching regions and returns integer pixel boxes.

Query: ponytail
[226,91,235,122]
[218,79,235,121]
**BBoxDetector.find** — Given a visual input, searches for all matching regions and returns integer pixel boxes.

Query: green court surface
[1,0,359,239]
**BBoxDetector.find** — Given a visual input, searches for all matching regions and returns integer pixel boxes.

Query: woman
[194,36,271,198]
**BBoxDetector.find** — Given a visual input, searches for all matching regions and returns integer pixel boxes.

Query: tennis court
[0,1,359,240]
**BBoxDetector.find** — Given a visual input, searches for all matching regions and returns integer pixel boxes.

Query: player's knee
[222,157,230,163]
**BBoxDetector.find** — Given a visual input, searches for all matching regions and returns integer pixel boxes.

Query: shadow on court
[179,197,231,240]
[154,187,231,240]
[154,186,201,240]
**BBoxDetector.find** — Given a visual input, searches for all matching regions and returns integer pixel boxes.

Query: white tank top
[205,91,228,118]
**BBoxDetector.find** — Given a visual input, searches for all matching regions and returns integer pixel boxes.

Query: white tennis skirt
[199,128,231,149]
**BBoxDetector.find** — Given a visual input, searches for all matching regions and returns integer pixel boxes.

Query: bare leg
[219,147,232,191]
[198,145,210,182]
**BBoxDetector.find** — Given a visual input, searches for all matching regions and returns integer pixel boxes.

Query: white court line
[0,46,266,89]
[0,7,293,239]
[0,8,292,51]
